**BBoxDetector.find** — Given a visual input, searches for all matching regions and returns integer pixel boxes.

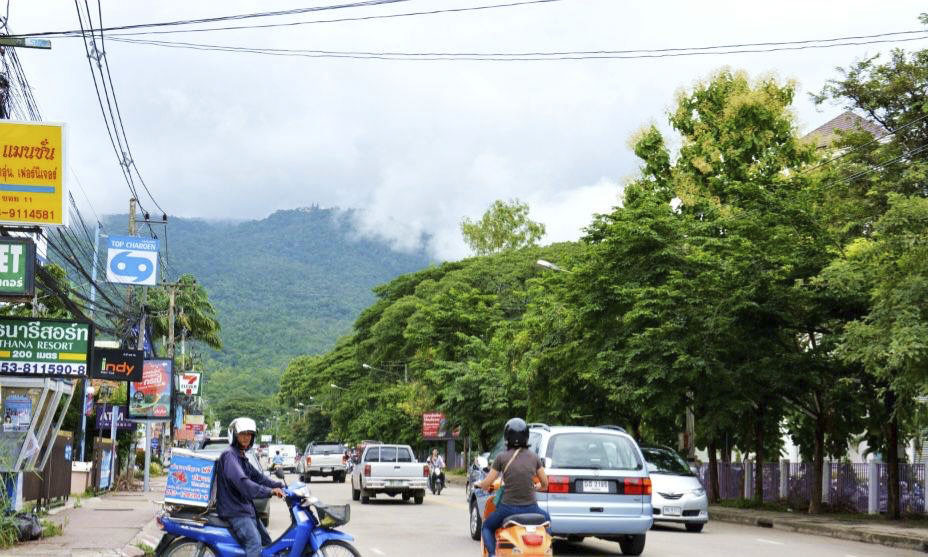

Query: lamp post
[330,383,347,391]
[362,362,407,383]
[535,259,570,273]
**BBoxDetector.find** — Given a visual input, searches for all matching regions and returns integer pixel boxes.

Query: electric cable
[101,32,928,61]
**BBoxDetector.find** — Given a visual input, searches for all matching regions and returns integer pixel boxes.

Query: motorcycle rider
[474,418,550,557]
[272,450,284,470]
[427,448,446,492]
[217,417,286,557]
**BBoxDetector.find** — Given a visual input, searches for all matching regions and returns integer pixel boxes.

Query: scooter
[429,466,445,495]
[479,480,552,556]
[155,469,360,556]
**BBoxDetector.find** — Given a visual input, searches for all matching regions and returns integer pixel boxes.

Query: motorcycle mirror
[482,466,491,474]
[274,468,285,479]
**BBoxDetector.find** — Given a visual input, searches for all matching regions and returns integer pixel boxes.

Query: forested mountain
[104,207,432,368]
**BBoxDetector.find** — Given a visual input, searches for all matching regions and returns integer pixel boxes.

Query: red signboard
[422,412,446,439]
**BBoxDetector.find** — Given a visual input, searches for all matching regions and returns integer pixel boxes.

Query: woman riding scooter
[427,448,446,494]
[474,418,550,557]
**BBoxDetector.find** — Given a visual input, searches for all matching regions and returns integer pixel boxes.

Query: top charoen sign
[0,121,67,227]
[106,235,160,286]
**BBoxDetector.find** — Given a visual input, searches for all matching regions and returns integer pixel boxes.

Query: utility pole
[79,223,102,462]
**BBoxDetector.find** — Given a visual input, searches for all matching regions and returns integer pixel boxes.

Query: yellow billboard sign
[0,121,67,227]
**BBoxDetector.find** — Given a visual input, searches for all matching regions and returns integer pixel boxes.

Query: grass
[715,498,928,524]
[40,519,62,538]
[135,542,155,556]
[72,496,82,509]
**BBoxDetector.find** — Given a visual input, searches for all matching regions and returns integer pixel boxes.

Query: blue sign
[94,404,133,431]
[105,235,160,286]
[164,453,215,508]
[64,445,72,461]
[151,437,159,451]
[100,447,112,489]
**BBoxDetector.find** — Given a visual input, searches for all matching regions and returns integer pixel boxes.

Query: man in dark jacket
[218,417,285,557]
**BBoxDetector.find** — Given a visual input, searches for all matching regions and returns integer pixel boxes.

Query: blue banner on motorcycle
[164,450,217,508]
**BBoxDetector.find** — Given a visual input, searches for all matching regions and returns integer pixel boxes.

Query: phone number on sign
[0,361,86,376]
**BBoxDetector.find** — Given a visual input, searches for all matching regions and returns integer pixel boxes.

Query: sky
[9,0,928,259]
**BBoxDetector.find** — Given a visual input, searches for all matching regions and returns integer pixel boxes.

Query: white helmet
[228,417,258,449]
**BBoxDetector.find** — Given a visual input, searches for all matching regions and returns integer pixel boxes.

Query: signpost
[0,238,35,299]
[0,317,93,377]
[105,235,160,286]
[0,121,67,227]
[94,404,133,431]
[129,360,173,419]
[177,372,201,395]
[90,348,143,382]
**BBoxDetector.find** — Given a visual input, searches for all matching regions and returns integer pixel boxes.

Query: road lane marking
[370,548,386,555]
[755,538,784,546]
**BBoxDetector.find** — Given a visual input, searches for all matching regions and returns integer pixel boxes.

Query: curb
[709,507,928,552]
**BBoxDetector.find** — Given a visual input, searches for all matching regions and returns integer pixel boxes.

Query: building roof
[804,110,885,148]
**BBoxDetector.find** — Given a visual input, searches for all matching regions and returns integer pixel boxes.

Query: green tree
[460,199,546,256]
[147,274,222,351]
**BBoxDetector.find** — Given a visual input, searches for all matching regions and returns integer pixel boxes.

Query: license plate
[662,506,682,516]
[582,480,609,493]
[387,480,403,486]
[322,468,331,473]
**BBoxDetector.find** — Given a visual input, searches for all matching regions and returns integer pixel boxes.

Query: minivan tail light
[623,477,651,496]
[364,464,371,477]
[547,475,570,493]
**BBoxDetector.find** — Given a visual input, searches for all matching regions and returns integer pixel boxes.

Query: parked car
[298,441,348,483]
[468,424,653,556]
[640,446,708,532]
[351,444,428,504]
[194,437,271,527]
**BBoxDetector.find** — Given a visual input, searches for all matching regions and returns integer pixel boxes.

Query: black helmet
[504,418,529,449]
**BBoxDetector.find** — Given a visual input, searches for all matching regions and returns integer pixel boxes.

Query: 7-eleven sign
[177,372,201,395]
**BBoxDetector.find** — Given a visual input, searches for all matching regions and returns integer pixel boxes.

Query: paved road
[268,474,920,556]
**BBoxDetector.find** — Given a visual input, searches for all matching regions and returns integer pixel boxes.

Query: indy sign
[106,235,159,286]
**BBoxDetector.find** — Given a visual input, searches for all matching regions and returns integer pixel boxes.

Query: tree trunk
[630,417,642,442]
[754,404,765,502]
[886,390,901,520]
[808,417,825,514]
[708,438,720,503]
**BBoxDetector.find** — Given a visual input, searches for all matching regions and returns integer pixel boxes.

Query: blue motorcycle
[154,479,359,557]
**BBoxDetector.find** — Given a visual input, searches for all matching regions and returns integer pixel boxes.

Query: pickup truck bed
[351,444,427,504]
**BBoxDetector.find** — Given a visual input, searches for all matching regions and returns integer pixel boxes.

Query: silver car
[468,425,652,556]
[640,447,708,532]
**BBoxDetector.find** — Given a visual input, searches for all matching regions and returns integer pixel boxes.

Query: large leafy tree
[460,199,546,256]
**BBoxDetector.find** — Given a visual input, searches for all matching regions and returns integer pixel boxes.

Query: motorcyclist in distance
[427,448,446,492]
[474,418,550,557]
[217,417,285,557]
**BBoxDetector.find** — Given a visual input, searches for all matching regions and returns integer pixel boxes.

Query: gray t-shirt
[492,448,543,506]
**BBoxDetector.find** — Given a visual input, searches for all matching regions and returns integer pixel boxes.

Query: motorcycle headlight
[692,487,706,497]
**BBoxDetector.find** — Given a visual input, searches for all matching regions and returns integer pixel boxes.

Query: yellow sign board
[0,121,67,227]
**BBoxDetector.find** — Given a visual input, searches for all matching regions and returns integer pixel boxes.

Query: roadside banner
[0,317,93,377]
[3,394,32,432]
[0,237,35,298]
[105,235,160,286]
[129,359,173,419]
[177,372,201,395]
[422,412,446,439]
[94,404,133,430]
[184,414,204,425]
[0,121,67,227]
[90,348,143,382]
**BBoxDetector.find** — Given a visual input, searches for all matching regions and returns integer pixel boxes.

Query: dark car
[195,436,271,527]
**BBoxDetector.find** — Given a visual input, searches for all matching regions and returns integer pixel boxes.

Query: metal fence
[696,461,926,514]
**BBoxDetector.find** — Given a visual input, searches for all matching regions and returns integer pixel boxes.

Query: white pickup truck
[299,441,349,483]
[350,444,428,504]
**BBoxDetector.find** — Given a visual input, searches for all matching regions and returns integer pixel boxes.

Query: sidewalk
[1,477,166,557]
[710,505,928,552]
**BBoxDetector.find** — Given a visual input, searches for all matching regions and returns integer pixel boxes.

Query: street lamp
[330,383,347,391]
[536,259,569,273]
[362,362,407,382]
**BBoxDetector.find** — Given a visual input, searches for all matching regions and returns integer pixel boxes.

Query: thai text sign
[422,412,446,439]
[0,121,66,226]
[90,348,143,382]
[0,317,92,377]
[0,238,35,298]
[106,235,159,286]
[129,359,173,419]
[177,372,201,395]
[165,452,216,508]
[94,404,133,431]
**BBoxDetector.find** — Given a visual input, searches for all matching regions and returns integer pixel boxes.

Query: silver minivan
[469,424,653,556]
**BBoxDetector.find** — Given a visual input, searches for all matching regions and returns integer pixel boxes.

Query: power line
[100,31,928,62]
[823,143,928,191]
[12,0,561,38]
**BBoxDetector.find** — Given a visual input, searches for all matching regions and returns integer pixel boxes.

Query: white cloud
[10,0,928,259]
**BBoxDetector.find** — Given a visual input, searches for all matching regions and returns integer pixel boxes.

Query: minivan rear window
[546,433,641,470]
